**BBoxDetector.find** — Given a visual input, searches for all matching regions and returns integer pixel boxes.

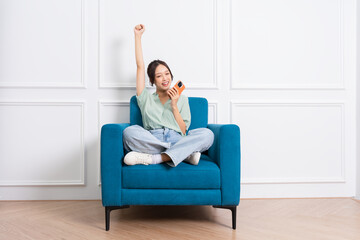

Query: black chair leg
[213,205,237,229]
[105,205,130,231]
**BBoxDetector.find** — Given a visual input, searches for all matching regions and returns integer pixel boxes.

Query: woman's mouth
[162,81,169,87]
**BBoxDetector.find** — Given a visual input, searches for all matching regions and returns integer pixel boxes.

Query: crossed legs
[123,125,214,167]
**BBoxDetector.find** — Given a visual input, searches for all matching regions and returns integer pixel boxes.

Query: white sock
[151,154,163,164]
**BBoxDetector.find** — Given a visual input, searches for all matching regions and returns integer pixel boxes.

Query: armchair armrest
[101,123,130,206]
[207,124,241,206]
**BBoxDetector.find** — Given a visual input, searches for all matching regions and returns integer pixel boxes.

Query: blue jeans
[123,125,214,167]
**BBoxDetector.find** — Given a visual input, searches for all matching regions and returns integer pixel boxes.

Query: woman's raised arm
[134,24,145,96]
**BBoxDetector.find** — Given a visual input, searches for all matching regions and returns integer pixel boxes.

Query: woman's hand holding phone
[172,80,185,95]
[167,87,179,109]
[168,80,185,109]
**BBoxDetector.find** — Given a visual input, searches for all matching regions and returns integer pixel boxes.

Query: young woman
[123,24,214,167]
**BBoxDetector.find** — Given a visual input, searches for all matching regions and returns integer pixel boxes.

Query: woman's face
[154,64,172,91]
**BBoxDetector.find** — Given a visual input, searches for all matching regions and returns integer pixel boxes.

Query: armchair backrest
[130,95,208,130]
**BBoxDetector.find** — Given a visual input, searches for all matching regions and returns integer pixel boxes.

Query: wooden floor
[1,198,360,240]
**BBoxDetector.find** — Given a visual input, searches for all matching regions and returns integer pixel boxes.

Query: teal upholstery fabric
[130,96,143,127]
[187,97,208,130]
[101,96,241,208]
[121,189,221,205]
[207,124,241,206]
[122,155,220,189]
[101,123,129,206]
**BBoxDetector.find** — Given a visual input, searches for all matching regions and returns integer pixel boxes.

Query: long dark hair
[147,60,174,86]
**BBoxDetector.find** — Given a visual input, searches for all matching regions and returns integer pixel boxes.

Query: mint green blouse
[136,88,191,136]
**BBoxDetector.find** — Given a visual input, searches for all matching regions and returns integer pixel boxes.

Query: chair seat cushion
[122,155,220,189]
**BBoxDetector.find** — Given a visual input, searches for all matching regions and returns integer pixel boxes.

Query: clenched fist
[134,24,145,36]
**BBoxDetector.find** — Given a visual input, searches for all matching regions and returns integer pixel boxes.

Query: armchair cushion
[122,155,220,189]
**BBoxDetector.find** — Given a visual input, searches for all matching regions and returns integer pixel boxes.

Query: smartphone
[172,80,185,95]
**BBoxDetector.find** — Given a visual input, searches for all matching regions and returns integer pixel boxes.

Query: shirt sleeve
[180,96,191,130]
[136,88,149,109]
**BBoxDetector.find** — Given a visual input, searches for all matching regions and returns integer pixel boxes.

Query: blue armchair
[101,96,241,230]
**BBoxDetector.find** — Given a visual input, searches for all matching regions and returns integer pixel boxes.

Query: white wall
[0,0,357,200]
[356,0,360,200]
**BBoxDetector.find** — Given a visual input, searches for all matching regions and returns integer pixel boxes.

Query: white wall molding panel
[0,0,85,88]
[208,102,218,124]
[230,0,345,90]
[231,101,345,185]
[0,101,85,186]
[98,0,218,89]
